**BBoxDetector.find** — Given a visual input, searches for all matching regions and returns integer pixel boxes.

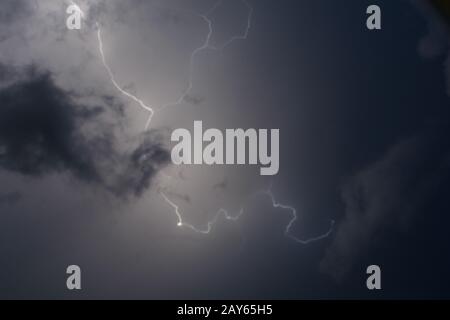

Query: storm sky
[0,0,450,299]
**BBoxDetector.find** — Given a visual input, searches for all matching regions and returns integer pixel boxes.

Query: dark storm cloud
[101,94,126,117]
[413,0,449,56]
[429,0,450,22]
[321,125,450,281]
[0,65,170,197]
[108,136,171,197]
[0,67,103,180]
[412,0,450,95]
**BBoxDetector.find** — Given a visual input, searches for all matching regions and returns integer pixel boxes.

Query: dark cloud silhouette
[321,125,450,281]
[0,66,170,197]
[430,0,450,22]
[412,0,450,95]
[0,68,102,180]
[108,136,171,197]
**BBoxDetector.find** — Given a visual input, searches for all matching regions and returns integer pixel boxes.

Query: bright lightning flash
[262,188,335,244]
[96,23,155,128]
[95,1,252,130]
[159,0,253,112]
[93,0,334,244]
[159,185,334,244]
[159,191,244,234]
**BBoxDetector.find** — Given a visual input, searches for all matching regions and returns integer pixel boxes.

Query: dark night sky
[0,0,449,299]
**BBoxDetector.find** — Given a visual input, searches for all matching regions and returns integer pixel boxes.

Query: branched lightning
[210,0,253,51]
[92,0,333,244]
[261,187,335,244]
[159,191,244,234]
[95,0,252,130]
[159,0,253,112]
[96,22,155,128]
[160,186,334,244]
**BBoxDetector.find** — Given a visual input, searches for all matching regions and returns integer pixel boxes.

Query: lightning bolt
[160,185,334,244]
[211,0,253,51]
[96,22,155,128]
[159,191,244,234]
[95,0,252,129]
[159,0,253,112]
[93,1,334,244]
[262,188,335,244]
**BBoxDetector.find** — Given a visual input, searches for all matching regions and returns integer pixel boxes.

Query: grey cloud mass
[0,64,170,197]
[321,125,450,280]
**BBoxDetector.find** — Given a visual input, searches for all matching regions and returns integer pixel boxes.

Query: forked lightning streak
[92,0,333,243]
